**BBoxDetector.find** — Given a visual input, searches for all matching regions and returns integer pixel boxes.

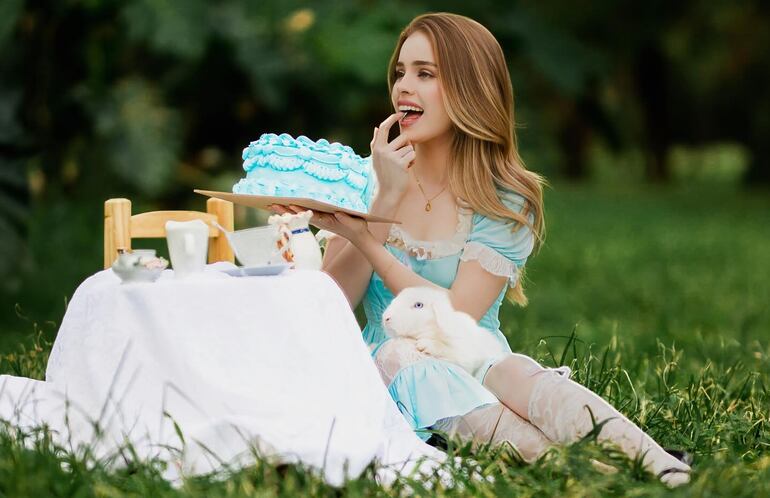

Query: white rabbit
[381,286,506,376]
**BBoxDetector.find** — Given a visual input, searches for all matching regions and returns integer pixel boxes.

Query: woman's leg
[433,402,554,463]
[483,354,691,486]
[374,342,624,474]
[374,340,555,463]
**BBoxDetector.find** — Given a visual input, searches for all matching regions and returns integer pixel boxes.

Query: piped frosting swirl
[233,133,374,212]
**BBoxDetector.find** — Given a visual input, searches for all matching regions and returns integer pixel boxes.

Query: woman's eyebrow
[395,60,438,68]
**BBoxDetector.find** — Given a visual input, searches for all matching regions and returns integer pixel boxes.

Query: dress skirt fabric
[386,357,499,440]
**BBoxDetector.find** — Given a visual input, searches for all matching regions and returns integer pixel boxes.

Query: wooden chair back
[104,198,234,269]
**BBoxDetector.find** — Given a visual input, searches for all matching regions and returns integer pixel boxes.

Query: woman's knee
[482,353,547,418]
[484,353,545,388]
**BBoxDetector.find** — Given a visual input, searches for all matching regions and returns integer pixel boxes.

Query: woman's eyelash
[393,70,433,79]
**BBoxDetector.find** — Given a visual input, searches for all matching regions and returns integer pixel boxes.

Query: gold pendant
[425,202,431,212]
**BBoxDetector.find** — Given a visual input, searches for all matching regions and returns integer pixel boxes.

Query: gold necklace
[413,169,447,212]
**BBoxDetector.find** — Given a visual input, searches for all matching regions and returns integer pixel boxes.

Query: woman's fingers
[400,149,416,168]
[388,134,411,151]
[311,212,344,232]
[268,204,290,214]
[268,204,309,215]
[333,211,356,227]
[374,113,404,147]
[309,215,329,229]
[269,205,346,233]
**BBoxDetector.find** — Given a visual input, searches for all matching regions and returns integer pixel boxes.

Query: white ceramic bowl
[112,264,166,284]
[112,252,169,284]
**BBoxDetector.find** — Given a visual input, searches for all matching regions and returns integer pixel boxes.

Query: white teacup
[223,225,282,267]
[165,220,209,277]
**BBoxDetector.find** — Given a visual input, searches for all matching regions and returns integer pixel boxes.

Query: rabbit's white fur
[382,286,506,376]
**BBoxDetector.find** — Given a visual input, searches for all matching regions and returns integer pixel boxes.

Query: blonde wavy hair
[387,12,546,306]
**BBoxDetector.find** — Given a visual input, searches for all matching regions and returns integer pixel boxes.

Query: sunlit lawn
[1,183,768,496]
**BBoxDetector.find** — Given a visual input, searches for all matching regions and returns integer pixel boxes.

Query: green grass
[1,183,769,496]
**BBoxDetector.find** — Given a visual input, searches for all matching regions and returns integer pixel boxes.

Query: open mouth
[399,106,424,125]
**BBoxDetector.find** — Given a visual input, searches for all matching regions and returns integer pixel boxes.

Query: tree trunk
[557,106,590,181]
[635,45,670,183]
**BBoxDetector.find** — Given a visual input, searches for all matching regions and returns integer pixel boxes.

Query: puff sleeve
[459,191,535,287]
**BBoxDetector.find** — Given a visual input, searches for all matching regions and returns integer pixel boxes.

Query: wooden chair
[104,198,235,269]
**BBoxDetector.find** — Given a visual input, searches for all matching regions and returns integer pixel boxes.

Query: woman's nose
[395,77,415,95]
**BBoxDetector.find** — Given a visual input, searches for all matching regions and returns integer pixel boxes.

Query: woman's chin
[398,126,452,145]
[398,129,423,143]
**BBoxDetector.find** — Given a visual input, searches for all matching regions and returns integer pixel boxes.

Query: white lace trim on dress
[460,241,520,287]
[386,203,473,260]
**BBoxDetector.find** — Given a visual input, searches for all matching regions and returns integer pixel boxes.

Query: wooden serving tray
[194,190,400,224]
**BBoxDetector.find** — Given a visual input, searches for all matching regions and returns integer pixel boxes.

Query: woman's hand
[268,204,335,231]
[267,205,372,245]
[325,212,371,245]
[370,112,414,203]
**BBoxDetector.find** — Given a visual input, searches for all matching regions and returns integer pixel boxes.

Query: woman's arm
[320,193,400,270]
[319,193,402,308]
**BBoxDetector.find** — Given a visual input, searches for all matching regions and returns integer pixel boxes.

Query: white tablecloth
[0,264,444,485]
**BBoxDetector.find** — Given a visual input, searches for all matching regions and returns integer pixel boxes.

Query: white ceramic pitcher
[165,220,209,277]
[267,210,323,271]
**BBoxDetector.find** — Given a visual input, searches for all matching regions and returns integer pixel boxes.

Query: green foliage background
[0,2,768,493]
[2,0,769,331]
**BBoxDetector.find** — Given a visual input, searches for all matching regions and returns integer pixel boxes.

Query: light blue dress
[361,190,535,440]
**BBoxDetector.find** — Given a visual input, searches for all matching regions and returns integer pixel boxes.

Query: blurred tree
[489,3,615,180]
[489,0,770,184]
[0,0,30,295]
[496,0,687,182]
[0,0,427,326]
[661,0,770,184]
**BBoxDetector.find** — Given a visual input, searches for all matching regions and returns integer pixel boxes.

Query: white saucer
[222,263,292,277]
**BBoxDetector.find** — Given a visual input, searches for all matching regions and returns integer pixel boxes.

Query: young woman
[271,12,690,486]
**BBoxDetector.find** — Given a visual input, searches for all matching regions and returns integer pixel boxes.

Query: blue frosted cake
[233,133,375,213]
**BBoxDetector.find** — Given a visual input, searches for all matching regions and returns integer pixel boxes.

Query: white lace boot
[433,403,554,463]
[527,371,691,486]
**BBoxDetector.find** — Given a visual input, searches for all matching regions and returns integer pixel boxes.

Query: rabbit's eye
[413,302,424,309]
